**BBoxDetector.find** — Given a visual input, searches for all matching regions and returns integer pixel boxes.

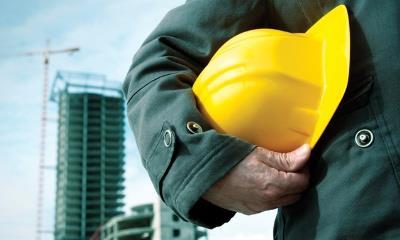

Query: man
[123,0,400,239]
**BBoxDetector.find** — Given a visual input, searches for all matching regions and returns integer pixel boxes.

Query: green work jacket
[123,0,400,239]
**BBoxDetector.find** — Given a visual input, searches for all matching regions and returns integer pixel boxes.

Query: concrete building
[99,201,208,240]
[52,71,125,240]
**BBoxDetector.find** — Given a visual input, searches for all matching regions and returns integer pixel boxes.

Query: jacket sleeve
[123,0,268,228]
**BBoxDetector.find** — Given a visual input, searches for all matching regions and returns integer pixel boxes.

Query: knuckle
[247,149,260,162]
[259,179,271,190]
[261,186,282,200]
[278,171,293,184]
[280,172,309,193]
[279,153,293,170]
[260,168,278,189]
[246,156,261,169]
[278,170,289,179]
[262,149,274,163]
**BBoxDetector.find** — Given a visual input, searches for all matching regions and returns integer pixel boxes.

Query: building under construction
[52,71,125,240]
[97,200,208,240]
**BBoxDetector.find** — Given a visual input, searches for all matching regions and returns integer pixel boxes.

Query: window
[172,214,179,222]
[173,229,180,238]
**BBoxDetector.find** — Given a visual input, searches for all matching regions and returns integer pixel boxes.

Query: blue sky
[0,1,276,239]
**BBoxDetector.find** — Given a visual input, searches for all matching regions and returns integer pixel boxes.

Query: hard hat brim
[192,5,350,152]
[305,5,350,147]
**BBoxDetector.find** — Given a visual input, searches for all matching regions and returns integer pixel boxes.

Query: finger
[256,194,302,212]
[270,194,302,208]
[282,169,309,193]
[257,144,311,172]
[241,194,301,215]
[263,168,309,196]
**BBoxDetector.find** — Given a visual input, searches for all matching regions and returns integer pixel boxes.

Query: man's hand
[203,144,311,215]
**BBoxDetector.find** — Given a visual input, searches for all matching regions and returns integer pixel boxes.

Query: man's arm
[123,0,310,228]
[123,0,268,228]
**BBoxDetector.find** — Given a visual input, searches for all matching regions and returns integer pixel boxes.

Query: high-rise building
[52,71,125,240]
[98,200,208,240]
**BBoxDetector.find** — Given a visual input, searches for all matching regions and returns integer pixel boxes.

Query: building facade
[53,71,125,240]
[100,201,208,240]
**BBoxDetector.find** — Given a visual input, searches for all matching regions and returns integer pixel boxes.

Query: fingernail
[295,144,310,158]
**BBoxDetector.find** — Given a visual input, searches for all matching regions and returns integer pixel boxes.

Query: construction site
[1,29,209,240]
[49,71,207,240]
[51,71,125,240]
[0,1,276,240]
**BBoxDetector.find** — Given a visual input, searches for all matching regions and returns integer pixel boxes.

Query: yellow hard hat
[193,5,350,152]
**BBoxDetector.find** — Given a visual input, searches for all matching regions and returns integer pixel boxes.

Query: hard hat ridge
[193,5,350,152]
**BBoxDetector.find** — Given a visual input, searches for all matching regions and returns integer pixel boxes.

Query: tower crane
[17,40,79,240]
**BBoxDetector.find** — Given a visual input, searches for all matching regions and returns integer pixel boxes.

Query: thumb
[259,144,311,172]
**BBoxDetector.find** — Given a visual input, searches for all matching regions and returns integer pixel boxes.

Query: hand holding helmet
[198,5,350,213]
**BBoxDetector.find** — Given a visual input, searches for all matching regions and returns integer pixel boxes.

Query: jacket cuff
[189,198,236,229]
[173,137,256,228]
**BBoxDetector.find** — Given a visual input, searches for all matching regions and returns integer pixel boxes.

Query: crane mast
[22,40,80,240]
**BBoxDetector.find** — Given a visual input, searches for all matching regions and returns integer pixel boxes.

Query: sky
[0,1,276,239]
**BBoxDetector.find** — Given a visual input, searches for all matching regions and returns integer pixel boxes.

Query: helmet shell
[193,5,350,152]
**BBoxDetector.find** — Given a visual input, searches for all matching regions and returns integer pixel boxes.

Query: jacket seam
[295,0,312,25]
[126,72,176,104]
[145,124,165,169]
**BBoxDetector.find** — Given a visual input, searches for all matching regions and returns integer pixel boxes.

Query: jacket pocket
[335,74,374,117]
[144,121,176,200]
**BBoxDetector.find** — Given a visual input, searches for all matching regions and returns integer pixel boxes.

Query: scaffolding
[52,71,125,240]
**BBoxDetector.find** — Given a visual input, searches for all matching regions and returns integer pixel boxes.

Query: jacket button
[355,129,374,148]
[164,129,173,147]
[186,121,203,134]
